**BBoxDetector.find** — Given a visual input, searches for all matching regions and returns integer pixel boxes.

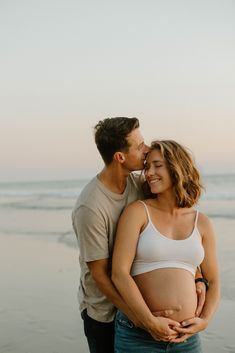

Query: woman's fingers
[173,317,207,336]
[173,326,191,334]
[181,317,197,326]
[170,333,191,343]
[167,318,181,327]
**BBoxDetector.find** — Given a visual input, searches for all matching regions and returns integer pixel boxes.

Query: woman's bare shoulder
[117,200,148,231]
[123,200,146,214]
[197,212,215,236]
[197,212,213,225]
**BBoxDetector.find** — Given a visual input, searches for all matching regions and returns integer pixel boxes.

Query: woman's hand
[170,317,208,343]
[148,316,181,342]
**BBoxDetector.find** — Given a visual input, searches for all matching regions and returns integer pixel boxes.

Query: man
[72,117,206,353]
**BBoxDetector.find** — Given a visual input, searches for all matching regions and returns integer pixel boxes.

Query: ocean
[0,174,234,237]
[0,174,235,353]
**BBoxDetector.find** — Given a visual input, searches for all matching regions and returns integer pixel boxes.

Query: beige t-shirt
[72,173,143,322]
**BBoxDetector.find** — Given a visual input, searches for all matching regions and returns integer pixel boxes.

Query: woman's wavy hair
[143,140,204,208]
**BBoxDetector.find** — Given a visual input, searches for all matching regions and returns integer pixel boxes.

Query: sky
[1,0,235,181]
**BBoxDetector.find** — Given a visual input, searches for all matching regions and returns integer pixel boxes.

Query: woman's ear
[113,152,125,164]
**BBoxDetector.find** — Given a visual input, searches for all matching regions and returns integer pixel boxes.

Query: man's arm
[87,259,141,325]
[195,267,207,316]
[73,206,141,325]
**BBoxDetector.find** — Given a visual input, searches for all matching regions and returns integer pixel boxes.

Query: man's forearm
[199,280,220,322]
[93,271,140,324]
[87,259,140,324]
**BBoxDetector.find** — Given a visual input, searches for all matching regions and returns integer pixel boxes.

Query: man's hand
[195,281,206,316]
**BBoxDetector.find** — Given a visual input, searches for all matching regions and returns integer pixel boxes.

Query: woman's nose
[145,166,153,177]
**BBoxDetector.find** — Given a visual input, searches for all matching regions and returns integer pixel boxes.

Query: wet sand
[0,217,234,353]
[0,233,88,353]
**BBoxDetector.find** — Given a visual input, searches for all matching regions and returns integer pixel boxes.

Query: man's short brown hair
[94,117,139,165]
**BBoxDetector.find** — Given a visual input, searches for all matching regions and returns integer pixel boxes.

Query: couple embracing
[72,117,220,353]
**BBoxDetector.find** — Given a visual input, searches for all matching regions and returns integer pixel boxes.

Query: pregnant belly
[134,268,197,322]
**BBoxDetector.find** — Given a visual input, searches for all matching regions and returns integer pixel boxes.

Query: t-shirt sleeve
[72,205,109,262]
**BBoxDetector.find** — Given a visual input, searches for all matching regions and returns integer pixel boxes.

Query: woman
[112,140,220,353]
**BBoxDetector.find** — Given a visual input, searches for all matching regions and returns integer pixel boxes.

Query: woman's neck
[152,191,180,215]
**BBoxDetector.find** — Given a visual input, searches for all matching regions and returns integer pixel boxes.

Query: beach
[0,176,235,353]
[0,233,88,353]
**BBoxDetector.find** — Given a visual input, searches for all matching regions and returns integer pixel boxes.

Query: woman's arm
[198,215,220,321]
[172,213,220,342]
[112,201,180,341]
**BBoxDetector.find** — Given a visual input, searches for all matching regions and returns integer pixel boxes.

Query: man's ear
[113,152,125,164]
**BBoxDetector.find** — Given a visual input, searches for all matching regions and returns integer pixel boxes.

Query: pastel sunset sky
[1,0,235,181]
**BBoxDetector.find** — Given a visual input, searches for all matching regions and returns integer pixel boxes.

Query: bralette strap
[194,210,199,226]
[138,200,151,222]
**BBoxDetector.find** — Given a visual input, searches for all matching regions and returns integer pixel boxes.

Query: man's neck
[97,165,130,194]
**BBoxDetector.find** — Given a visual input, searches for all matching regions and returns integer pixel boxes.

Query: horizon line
[0,172,235,184]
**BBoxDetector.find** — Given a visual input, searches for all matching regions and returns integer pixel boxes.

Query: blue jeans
[81,309,115,353]
[115,311,203,353]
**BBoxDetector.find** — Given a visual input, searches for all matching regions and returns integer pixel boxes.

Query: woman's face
[144,149,173,194]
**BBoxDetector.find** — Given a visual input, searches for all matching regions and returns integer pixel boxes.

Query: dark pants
[81,309,115,353]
